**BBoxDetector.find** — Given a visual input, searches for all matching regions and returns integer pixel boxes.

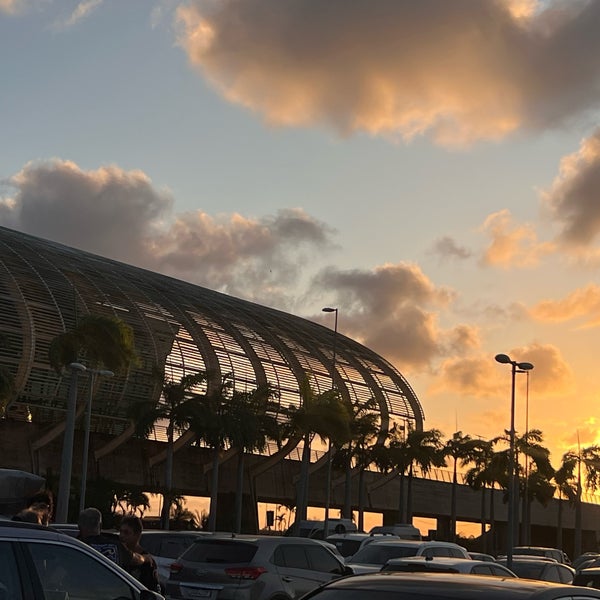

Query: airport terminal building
[0,225,424,512]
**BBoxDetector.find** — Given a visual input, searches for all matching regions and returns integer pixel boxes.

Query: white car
[326,532,401,559]
[382,556,517,577]
[346,539,470,574]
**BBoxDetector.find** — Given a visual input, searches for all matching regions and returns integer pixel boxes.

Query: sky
[2,0,600,471]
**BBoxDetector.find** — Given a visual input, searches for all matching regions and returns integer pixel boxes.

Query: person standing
[78,508,147,570]
[119,514,161,593]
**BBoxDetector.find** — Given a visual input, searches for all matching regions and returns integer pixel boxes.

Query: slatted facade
[0,226,424,450]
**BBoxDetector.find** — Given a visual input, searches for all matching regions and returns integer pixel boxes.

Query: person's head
[12,508,43,524]
[119,514,143,548]
[26,491,53,525]
[78,507,103,537]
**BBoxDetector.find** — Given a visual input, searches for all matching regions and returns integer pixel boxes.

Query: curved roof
[0,226,424,443]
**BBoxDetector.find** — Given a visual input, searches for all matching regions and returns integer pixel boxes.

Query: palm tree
[515,429,554,545]
[554,452,577,550]
[48,314,137,375]
[281,378,351,531]
[464,439,496,552]
[334,397,380,524]
[444,431,481,542]
[380,423,412,523]
[225,384,281,533]
[129,371,208,529]
[190,373,234,532]
[404,428,445,522]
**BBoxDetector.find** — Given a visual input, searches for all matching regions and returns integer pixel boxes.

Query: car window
[557,565,574,583]
[26,542,135,600]
[448,548,466,558]
[139,534,161,555]
[182,539,257,563]
[351,545,416,564]
[472,565,493,575]
[544,565,561,582]
[305,545,343,574]
[274,545,310,569]
[0,541,23,600]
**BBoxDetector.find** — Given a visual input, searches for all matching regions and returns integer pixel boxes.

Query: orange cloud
[479,209,554,268]
[175,0,600,145]
[529,284,600,328]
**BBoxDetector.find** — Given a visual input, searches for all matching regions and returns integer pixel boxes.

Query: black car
[300,572,600,600]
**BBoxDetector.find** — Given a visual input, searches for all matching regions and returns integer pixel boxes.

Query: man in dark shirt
[78,507,147,570]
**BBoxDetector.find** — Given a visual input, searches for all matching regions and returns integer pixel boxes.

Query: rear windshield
[350,545,417,565]
[331,540,362,557]
[507,563,545,579]
[181,539,258,564]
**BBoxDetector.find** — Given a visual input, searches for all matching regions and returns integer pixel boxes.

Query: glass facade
[0,226,424,454]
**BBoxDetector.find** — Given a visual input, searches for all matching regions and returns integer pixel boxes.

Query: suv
[346,539,470,574]
[140,530,213,592]
[0,520,163,599]
[166,535,352,600]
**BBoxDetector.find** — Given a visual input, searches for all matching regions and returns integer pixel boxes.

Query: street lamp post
[322,307,338,539]
[495,353,534,571]
[79,368,114,512]
[56,362,87,523]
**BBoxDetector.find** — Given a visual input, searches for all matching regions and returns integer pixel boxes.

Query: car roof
[317,572,600,598]
[365,538,463,547]
[386,557,498,567]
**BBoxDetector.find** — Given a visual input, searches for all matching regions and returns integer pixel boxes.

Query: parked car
[574,566,600,588]
[299,571,600,600]
[0,520,164,599]
[284,518,358,539]
[140,530,213,592]
[165,534,352,600]
[368,524,422,540]
[575,554,600,572]
[468,551,496,562]
[381,556,517,577]
[512,546,571,564]
[325,532,400,559]
[497,557,575,583]
[346,539,470,574]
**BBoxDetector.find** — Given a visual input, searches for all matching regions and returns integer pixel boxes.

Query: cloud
[175,0,600,145]
[479,209,554,268]
[430,342,573,399]
[429,236,472,261]
[51,0,103,31]
[310,262,462,369]
[0,0,30,14]
[543,129,600,249]
[0,159,335,305]
[529,283,600,328]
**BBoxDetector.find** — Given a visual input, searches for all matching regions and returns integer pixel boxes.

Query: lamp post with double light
[79,368,114,512]
[495,353,534,571]
[322,306,338,539]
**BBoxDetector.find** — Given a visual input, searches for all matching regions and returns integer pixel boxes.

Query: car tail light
[170,562,183,574]
[225,567,267,580]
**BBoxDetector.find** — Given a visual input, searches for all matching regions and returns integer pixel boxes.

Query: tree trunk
[398,472,405,523]
[160,425,174,530]
[234,450,245,533]
[294,433,312,532]
[357,467,365,531]
[406,464,414,522]
[343,444,352,519]
[450,458,457,542]
[208,448,220,532]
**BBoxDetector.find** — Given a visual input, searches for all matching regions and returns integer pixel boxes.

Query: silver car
[346,539,470,574]
[165,535,351,600]
[0,520,164,599]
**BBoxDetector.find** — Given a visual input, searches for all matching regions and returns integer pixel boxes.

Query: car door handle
[282,577,293,582]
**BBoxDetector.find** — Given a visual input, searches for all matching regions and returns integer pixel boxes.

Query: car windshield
[350,545,417,565]
[181,539,258,564]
